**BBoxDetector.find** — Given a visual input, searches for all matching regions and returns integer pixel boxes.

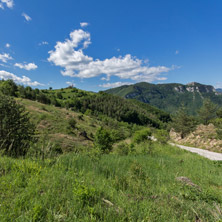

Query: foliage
[94,127,113,153]
[0,94,35,157]
[106,81,222,115]
[0,79,18,96]
[68,118,77,129]
[133,128,152,144]
[73,179,99,206]
[198,99,218,125]
[0,80,171,128]
[1,144,222,221]
[171,105,197,138]
[115,142,130,155]
[155,129,169,144]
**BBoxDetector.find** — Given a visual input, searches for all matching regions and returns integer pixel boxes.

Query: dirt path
[170,143,222,161]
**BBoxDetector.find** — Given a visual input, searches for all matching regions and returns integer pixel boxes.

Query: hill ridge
[105,82,222,115]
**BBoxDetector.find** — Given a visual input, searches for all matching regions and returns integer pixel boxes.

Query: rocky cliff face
[174,82,216,94]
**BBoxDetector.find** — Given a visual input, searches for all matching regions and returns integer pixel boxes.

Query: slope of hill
[1,143,222,221]
[0,80,171,129]
[16,98,140,155]
[106,82,222,115]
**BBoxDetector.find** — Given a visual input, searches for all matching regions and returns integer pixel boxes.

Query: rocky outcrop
[170,124,222,153]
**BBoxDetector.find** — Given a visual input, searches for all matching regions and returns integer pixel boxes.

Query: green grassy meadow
[1,143,222,222]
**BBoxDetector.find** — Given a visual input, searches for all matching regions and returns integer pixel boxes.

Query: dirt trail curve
[170,143,222,161]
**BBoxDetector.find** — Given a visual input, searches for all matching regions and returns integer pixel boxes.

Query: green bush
[68,118,77,129]
[0,94,35,157]
[133,128,151,144]
[115,142,130,155]
[73,180,99,207]
[94,127,113,153]
[155,129,169,144]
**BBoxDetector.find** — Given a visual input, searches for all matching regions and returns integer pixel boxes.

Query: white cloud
[99,82,132,88]
[22,13,32,22]
[48,29,173,83]
[0,70,43,86]
[66,81,75,86]
[14,62,38,71]
[80,22,89,28]
[39,41,49,46]
[175,50,179,55]
[5,43,10,48]
[0,53,13,63]
[0,0,14,9]
[0,63,9,67]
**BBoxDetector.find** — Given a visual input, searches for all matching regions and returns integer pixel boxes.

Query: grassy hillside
[1,143,222,221]
[106,82,222,115]
[1,80,222,221]
[17,98,138,155]
[0,80,171,129]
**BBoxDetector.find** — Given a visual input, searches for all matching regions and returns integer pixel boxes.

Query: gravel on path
[170,143,222,161]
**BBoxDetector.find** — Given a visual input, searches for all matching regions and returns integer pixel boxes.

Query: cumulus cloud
[80,22,89,28]
[0,0,14,9]
[22,13,32,22]
[0,53,13,63]
[0,70,42,86]
[5,43,10,48]
[99,82,132,88]
[48,29,173,83]
[39,41,49,46]
[14,62,38,71]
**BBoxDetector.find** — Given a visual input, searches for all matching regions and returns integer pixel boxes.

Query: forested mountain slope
[106,82,222,115]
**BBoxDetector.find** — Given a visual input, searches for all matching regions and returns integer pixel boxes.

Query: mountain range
[105,82,222,115]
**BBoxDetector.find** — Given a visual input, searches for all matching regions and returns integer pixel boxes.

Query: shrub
[73,180,99,206]
[133,128,152,144]
[94,127,113,153]
[68,118,77,129]
[0,94,35,156]
[115,142,130,155]
[155,129,169,144]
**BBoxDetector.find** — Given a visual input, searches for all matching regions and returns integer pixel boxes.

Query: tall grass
[0,144,222,221]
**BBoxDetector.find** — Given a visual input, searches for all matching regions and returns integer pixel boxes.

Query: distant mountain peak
[186,82,199,86]
[105,81,222,115]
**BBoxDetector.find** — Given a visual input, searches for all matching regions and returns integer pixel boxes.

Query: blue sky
[1,0,222,91]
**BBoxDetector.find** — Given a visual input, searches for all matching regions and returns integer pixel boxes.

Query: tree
[198,99,217,125]
[94,127,113,153]
[0,79,18,96]
[0,94,35,156]
[171,105,197,138]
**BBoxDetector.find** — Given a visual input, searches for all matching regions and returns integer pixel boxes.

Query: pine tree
[198,99,217,125]
[171,105,197,138]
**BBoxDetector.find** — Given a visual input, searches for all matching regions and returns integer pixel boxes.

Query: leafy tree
[94,127,113,153]
[171,105,197,138]
[0,94,35,156]
[0,79,18,96]
[198,99,217,125]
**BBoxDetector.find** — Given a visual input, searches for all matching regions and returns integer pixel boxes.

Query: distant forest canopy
[105,82,222,115]
[0,79,171,128]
